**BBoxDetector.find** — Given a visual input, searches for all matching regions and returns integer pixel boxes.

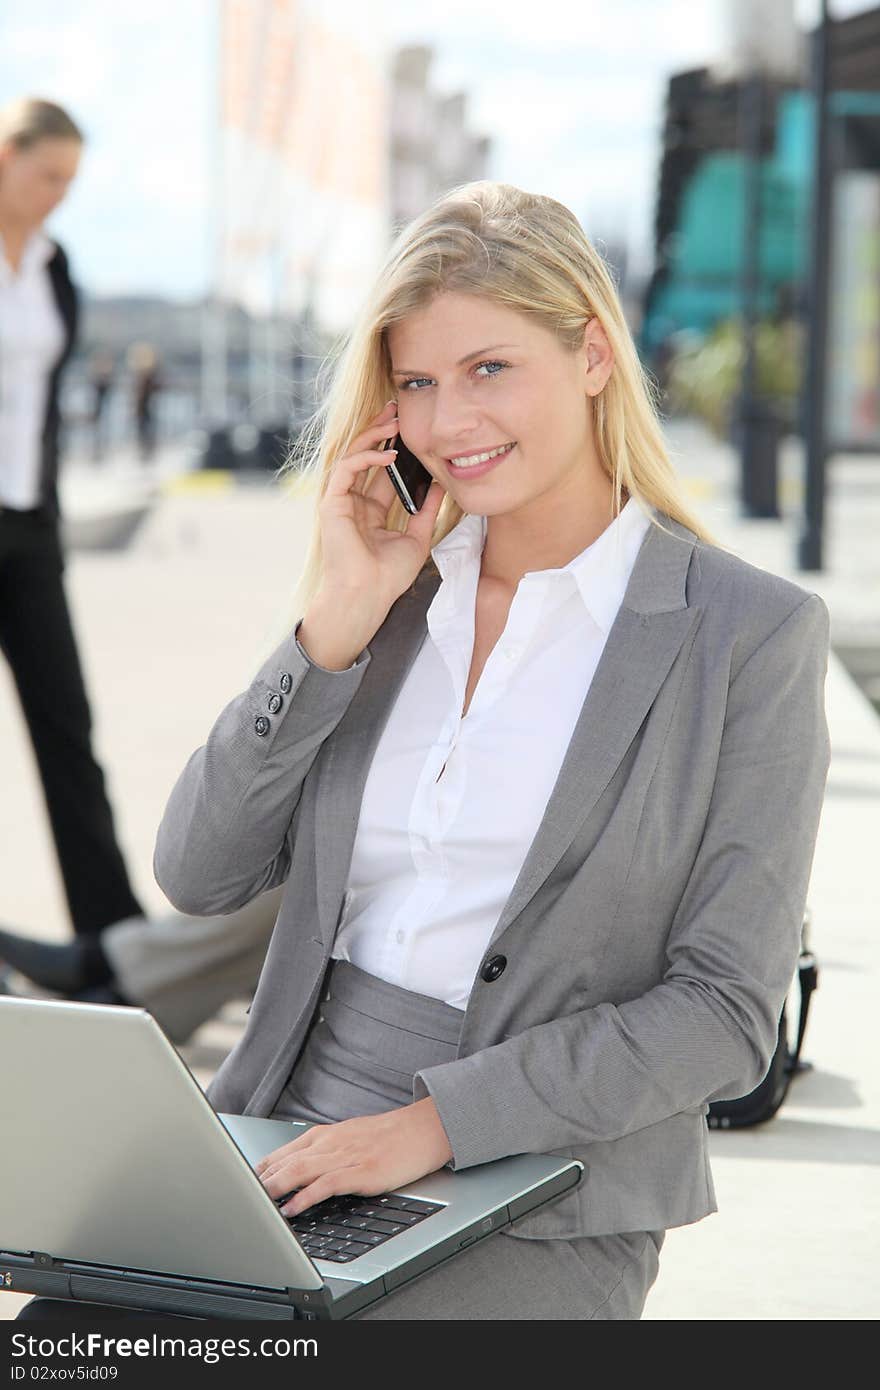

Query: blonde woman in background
[21,181,831,1320]
[0,98,144,943]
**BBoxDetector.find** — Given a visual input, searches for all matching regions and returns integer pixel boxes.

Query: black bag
[707,914,819,1129]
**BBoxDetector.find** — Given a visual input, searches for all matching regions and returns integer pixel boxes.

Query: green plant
[665,318,802,437]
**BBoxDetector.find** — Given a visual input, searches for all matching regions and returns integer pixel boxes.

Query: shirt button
[254,715,270,737]
[503,645,520,660]
[396,929,405,944]
[267,692,283,714]
[279,672,293,694]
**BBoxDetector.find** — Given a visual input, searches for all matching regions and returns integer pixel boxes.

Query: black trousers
[0,506,143,936]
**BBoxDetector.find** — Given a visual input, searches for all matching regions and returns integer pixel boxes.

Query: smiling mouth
[446,442,516,469]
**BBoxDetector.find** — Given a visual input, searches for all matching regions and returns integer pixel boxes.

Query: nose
[427,383,483,454]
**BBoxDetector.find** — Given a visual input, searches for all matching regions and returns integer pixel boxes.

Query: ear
[581,317,614,396]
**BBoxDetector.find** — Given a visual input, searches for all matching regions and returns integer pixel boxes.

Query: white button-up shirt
[331,497,653,1008]
[0,229,66,509]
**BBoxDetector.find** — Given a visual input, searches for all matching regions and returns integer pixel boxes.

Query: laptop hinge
[31,1251,60,1271]
[287,1285,335,1320]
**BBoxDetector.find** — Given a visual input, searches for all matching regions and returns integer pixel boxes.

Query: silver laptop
[0,997,582,1320]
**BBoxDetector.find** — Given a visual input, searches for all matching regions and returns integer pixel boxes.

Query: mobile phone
[382,433,433,514]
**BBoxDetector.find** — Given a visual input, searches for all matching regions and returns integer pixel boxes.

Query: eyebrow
[390,343,517,376]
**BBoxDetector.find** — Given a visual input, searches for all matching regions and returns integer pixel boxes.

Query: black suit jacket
[40,240,79,517]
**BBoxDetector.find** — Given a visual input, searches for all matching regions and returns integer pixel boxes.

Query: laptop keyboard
[278,1192,443,1264]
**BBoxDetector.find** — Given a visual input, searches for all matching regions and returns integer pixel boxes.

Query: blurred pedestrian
[0,96,144,937]
[0,886,279,1044]
[127,341,162,461]
[87,347,115,460]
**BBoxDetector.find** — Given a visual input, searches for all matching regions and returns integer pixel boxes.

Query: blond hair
[286,180,715,615]
[0,96,84,149]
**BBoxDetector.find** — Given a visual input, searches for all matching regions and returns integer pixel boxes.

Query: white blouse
[330,497,653,1008]
[0,229,66,509]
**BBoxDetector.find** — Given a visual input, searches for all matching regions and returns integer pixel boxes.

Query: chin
[470,494,525,518]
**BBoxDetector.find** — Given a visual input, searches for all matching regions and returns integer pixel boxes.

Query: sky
[0,0,862,303]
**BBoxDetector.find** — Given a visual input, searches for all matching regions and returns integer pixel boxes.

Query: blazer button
[267,692,283,714]
[480,954,507,983]
[279,672,293,694]
[254,715,270,737]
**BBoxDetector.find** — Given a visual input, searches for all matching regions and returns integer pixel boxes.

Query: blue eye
[399,360,509,391]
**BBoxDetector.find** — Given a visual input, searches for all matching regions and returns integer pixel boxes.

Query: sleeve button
[267,692,282,714]
[254,715,271,737]
[279,672,293,694]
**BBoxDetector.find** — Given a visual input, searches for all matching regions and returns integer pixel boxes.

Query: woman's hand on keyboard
[254,1098,454,1216]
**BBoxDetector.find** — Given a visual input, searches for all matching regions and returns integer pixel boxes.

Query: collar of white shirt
[429,497,652,637]
[0,227,56,285]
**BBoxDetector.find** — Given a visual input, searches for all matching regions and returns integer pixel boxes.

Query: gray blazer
[154,509,831,1239]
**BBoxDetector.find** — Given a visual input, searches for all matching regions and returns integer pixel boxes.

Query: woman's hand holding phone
[296,402,445,670]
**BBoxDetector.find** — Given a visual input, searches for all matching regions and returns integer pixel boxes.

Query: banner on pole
[219,0,389,332]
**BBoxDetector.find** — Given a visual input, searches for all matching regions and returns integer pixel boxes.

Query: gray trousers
[103,887,282,1042]
[352,1226,663,1320]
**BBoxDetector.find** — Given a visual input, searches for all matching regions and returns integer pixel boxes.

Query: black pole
[799,0,832,571]
[737,72,780,519]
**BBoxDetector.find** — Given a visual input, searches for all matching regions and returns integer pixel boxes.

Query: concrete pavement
[1,421,877,1319]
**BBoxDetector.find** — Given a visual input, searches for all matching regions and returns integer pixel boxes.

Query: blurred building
[642,5,880,450]
[644,67,805,350]
[390,46,491,229]
[71,38,491,457]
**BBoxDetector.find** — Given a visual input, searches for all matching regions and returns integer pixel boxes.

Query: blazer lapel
[487,513,702,946]
[313,568,441,948]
